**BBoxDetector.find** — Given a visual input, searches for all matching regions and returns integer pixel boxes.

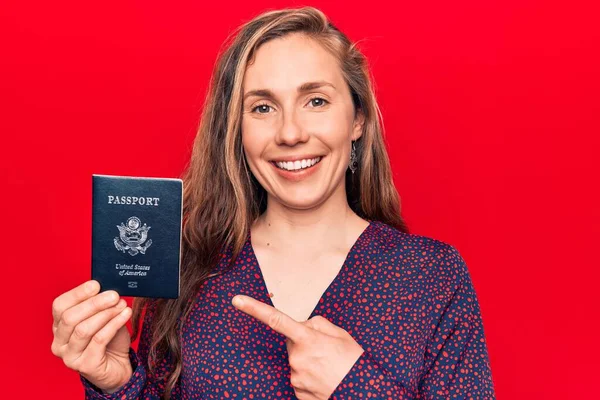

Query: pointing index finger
[232,295,309,342]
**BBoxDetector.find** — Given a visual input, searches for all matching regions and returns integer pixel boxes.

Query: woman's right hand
[51,280,134,394]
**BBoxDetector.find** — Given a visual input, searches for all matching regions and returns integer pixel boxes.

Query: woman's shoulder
[367,220,470,284]
[368,219,459,255]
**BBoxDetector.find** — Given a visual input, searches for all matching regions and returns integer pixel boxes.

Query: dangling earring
[348,140,358,174]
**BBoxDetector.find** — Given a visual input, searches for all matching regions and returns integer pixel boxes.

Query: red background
[1,1,598,398]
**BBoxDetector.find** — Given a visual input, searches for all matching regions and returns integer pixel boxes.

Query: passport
[91,174,182,298]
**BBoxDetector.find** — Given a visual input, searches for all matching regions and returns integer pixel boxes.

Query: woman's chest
[256,252,347,322]
[177,268,434,397]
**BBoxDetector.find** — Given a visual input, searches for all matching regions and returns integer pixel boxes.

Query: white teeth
[275,157,321,171]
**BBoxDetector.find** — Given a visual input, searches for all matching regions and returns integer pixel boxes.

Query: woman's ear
[352,109,365,141]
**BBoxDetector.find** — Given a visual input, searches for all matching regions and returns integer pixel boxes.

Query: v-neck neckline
[246,219,374,321]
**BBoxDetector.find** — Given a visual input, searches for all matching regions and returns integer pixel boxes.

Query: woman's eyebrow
[243,80,336,102]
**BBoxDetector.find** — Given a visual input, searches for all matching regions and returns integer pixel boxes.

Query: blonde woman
[51,6,495,399]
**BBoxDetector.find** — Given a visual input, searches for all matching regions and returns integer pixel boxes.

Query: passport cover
[92,174,182,298]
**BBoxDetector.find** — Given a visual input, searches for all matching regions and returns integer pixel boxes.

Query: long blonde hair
[130,6,409,398]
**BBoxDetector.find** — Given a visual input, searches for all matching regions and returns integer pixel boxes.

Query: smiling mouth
[270,156,323,172]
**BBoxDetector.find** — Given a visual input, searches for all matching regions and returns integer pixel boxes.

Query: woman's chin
[274,191,326,210]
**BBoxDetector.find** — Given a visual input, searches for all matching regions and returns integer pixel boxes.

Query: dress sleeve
[79,302,180,399]
[329,245,495,400]
[328,348,411,399]
[416,246,495,399]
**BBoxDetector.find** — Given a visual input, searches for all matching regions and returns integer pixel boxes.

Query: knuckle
[60,310,78,328]
[90,294,105,309]
[290,375,303,388]
[288,353,301,368]
[92,331,108,346]
[50,342,61,357]
[311,315,324,323]
[267,312,282,331]
[51,298,63,319]
[73,323,90,340]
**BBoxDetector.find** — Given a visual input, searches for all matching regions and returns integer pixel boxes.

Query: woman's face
[241,33,364,210]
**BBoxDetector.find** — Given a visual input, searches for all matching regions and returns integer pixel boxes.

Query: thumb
[305,315,346,337]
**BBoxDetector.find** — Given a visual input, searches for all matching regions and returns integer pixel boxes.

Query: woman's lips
[269,156,324,182]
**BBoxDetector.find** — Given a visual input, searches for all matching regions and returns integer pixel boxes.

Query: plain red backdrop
[1,0,598,398]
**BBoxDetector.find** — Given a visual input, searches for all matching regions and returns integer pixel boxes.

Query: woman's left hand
[232,294,364,400]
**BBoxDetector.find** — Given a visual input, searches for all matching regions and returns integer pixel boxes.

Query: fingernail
[232,296,244,307]
[86,281,97,293]
[104,291,118,302]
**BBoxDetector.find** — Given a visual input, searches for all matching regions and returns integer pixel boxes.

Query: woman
[51,6,495,399]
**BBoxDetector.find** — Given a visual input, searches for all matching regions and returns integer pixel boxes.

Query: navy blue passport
[92,174,182,298]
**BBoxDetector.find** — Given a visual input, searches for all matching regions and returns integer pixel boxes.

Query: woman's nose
[275,109,309,146]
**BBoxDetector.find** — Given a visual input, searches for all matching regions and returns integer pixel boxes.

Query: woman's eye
[252,104,272,114]
[308,97,328,107]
